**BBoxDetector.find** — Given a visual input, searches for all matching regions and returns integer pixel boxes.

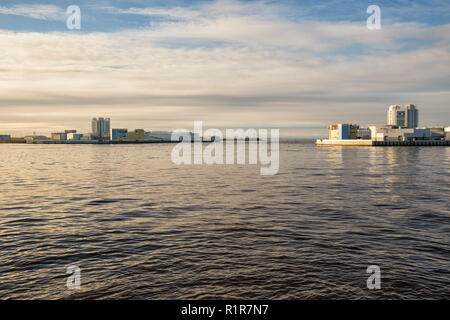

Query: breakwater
[316,139,450,146]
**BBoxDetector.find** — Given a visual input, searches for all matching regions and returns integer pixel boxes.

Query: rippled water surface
[0,142,449,299]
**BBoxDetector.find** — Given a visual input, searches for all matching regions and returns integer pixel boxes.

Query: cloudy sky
[0,0,449,137]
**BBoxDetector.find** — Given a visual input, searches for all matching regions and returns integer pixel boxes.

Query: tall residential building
[387,104,419,128]
[91,117,111,140]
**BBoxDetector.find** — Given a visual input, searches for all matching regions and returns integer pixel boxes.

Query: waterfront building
[105,118,110,139]
[67,133,83,140]
[369,126,431,142]
[328,124,359,140]
[112,129,128,141]
[445,127,450,141]
[318,104,447,146]
[91,117,111,140]
[0,135,11,143]
[357,128,371,140]
[25,135,47,143]
[51,132,67,141]
[10,137,26,143]
[122,129,145,141]
[401,127,430,141]
[144,131,200,142]
[429,127,445,141]
[387,104,419,128]
[79,133,95,140]
[144,131,173,142]
[91,118,96,134]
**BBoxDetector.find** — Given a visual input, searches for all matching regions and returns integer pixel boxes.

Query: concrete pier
[315,139,374,146]
[316,139,450,146]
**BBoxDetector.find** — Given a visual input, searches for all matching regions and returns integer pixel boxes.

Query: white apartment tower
[91,117,111,140]
[387,104,419,128]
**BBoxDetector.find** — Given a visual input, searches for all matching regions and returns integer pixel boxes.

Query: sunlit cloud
[0,4,66,21]
[0,0,449,136]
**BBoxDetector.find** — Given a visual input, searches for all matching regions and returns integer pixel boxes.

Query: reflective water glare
[0,141,448,299]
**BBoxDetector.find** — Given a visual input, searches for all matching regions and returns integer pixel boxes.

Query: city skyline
[0,0,449,137]
[1,101,447,138]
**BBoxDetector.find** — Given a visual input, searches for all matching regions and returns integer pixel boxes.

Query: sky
[0,0,449,137]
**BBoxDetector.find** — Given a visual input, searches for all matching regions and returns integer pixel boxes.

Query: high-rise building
[91,117,111,140]
[387,105,418,128]
[405,104,419,128]
[91,118,98,135]
[105,118,110,138]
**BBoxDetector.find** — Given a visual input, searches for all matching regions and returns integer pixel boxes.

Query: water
[0,141,448,299]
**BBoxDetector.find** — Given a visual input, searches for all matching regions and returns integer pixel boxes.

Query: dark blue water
[0,141,448,299]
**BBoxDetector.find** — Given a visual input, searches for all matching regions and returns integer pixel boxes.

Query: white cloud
[0,0,449,135]
[105,0,450,54]
[0,4,66,21]
[110,0,283,20]
[117,7,201,20]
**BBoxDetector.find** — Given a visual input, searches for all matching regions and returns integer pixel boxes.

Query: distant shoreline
[316,139,450,147]
[0,138,265,145]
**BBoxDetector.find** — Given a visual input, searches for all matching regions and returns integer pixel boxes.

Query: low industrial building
[25,135,48,143]
[328,124,359,140]
[357,128,371,140]
[327,124,371,140]
[429,127,446,141]
[10,137,26,143]
[369,126,431,142]
[112,129,128,141]
[51,132,67,141]
[79,133,95,141]
[445,127,450,141]
[144,131,173,142]
[67,133,83,140]
[122,129,145,141]
[0,135,11,143]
